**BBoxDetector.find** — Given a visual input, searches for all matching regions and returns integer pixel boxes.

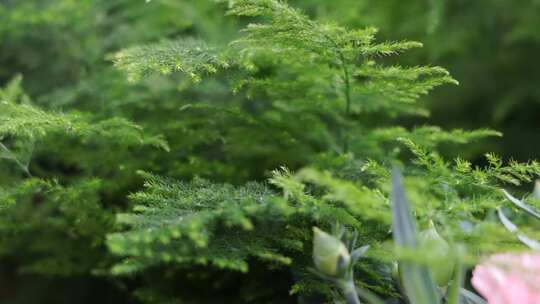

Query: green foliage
[112,38,230,82]
[387,169,484,304]
[1,96,166,149]
[292,0,540,161]
[0,76,167,179]
[107,172,289,274]
[107,169,381,273]
[112,0,462,165]
[0,178,112,275]
[0,37,169,302]
[0,0,539,303]
[107,166,399,302]
[400,139,540,190]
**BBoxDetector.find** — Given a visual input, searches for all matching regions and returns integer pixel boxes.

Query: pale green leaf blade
[391,168,441,304]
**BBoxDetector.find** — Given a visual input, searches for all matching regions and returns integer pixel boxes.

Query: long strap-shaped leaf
[497,207,540,250]
[502,189,540,219]
[391,168,441,304]
[446,260,464,304]
[460,288,487,304]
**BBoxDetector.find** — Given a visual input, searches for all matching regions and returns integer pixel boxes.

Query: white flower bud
[312,227,351,277]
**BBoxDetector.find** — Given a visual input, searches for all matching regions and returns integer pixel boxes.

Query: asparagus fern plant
[1,1,539,303]
[104,1,540,302]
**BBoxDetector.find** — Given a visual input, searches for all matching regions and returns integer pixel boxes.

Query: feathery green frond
[108,172,291,274]
[111,38,230,82]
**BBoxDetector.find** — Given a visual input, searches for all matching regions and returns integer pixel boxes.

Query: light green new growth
[1,101,164,146]
[400,139,540,189]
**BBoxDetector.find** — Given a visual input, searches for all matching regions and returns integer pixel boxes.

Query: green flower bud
[418,221,454,287]
[312,227,351,277]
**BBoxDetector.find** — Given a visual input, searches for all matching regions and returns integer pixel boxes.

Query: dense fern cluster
[113,0,463,164]
[108,173,289,274]
[1,0,539,303]
[108,169,398,301]
[0,76,166,182]
[0,71,167,285]
[0,178,111,275]
[106,1,539,302]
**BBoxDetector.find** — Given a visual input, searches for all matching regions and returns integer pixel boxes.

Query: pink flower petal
[471,252,540,304]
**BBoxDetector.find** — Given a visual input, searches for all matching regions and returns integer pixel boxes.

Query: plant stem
[340,280,361,304]
[0,142,32,177]
[317,28,352,153]
[339,51,352,153]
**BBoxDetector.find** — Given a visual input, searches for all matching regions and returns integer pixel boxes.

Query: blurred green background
[1,0,539,303]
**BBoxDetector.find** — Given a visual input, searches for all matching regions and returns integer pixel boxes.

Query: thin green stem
[317,30,352,153]
[338,51,352,153]
[0,142,32,177]
[340,280,361,304]
[309,19,353,153]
